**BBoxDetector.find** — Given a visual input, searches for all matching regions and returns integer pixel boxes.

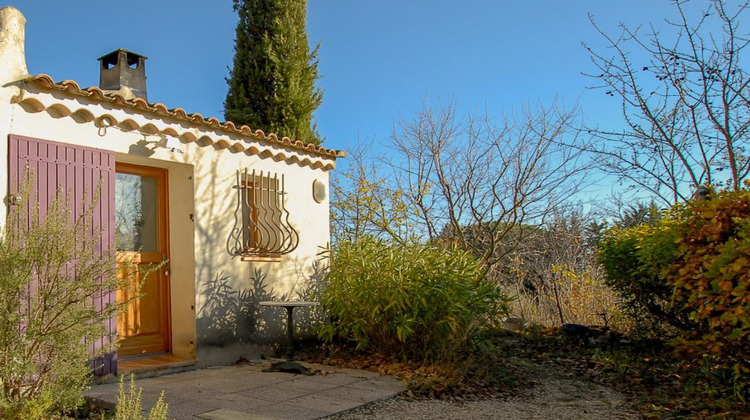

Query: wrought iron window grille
[228,169,299,260]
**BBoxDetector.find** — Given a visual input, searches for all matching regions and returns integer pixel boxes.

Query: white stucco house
[0,6,342,375]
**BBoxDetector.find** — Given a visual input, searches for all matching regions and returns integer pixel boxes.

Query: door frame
[115,162,172,356]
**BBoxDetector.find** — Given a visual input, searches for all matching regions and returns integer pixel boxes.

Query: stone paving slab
[86,360,404,420]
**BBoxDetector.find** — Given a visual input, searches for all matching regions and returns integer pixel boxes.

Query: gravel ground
[327,372,641,419]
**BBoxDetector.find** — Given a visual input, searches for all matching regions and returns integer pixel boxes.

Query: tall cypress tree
[224,0,323,145]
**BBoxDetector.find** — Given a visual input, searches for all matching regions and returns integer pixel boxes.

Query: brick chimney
[98,49,148,100]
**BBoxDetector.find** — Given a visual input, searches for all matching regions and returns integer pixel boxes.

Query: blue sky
[14,1,716,154]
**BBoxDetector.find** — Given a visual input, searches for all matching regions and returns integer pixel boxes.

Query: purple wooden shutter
[8,134,117,375]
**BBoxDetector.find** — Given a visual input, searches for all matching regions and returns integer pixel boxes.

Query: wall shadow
[195,259,329,355]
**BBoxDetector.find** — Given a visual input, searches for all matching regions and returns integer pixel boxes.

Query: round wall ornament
[312,179,327,203]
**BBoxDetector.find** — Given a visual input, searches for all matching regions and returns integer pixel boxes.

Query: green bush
[669,191,750,404]
[599,191,750,405]
[0,183,128,418]
[319,237,510,362]
[597,211,690,334]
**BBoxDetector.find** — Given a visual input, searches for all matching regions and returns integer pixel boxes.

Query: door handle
[5,194,22,205]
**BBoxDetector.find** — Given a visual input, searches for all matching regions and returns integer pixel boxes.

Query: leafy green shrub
[116,374,169,420]
[669,191,750,403]
[597,211,690,334]
[599,190,750,404]
[0,186,120,418]
[319,237,510,362]
[0,180,149,419]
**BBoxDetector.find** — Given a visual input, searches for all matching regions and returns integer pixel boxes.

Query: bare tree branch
[385,98,590,273]
[584,0,750,205]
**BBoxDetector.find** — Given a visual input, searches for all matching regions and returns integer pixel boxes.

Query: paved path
[86,360,405,420]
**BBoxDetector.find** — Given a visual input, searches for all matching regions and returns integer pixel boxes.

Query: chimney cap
[97,48,148,66]
[98,48,148,100]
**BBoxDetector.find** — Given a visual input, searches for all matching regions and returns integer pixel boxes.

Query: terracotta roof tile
[22,74,346,160]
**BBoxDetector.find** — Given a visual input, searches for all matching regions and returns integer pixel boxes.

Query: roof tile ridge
[22,74,343,160]
[206,116,222,128]
[85,86,107,101]
[109,93,130,106]
[190,112,205,123]
[152,102,169,115]
[59,79,83,93]
[26,73,56,87]
[131,97,150,110]
[170,107,188,119]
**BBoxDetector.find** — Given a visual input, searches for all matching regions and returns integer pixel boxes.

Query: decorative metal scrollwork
[227,169,299,259]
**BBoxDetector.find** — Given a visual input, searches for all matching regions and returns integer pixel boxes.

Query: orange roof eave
[21,73,347,160]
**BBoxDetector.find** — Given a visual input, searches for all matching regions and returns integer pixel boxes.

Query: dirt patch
[328,365,640,420]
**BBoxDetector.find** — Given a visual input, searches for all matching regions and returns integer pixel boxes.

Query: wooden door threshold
[118,354,196,375]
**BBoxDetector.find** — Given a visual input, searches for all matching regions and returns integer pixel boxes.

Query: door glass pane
[115,172,158,252]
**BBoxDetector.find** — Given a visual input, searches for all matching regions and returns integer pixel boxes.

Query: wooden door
[115,163,171,357]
